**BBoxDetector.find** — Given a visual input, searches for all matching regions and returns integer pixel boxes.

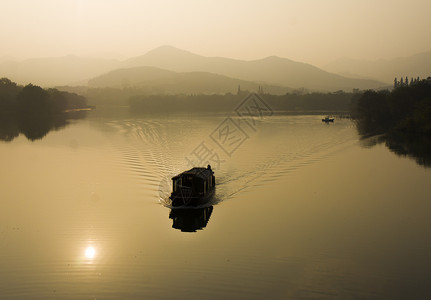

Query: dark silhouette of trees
[17,84,50,115]
[352,89,391,134]
[353,78,431,167]
[393,76,426,88]
[0,78,89,142]
[46,88,87,112]
[0,78,21,113]
[353,79,431,135]
[1,78,89,115]
[129,91,354,114]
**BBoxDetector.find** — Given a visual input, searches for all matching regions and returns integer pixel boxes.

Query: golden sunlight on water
[1,113,431,299]
[84,246,96,260]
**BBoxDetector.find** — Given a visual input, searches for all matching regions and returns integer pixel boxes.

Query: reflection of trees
[357,120,431,168]
[0,111,86,142]
[18,114,68,141]
[0,116,19,141]
[353,80,431,168]
[169,206,213,232]
[385,132,431,168]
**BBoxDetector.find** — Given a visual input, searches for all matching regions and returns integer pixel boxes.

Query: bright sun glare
[85,246,96,259]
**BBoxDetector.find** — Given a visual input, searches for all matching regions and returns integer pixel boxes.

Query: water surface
[1,111,431,299]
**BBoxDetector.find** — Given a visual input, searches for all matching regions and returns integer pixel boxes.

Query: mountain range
[119,46,385,92]
[2,45,429,93]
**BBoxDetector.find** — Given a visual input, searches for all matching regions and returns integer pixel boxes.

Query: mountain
[0,55,120,87]
[0,45,388,91]
[122,45,386,91]
[88,66,288,95]
[324,51,431,83]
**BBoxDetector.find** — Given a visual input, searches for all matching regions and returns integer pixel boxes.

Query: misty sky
[1,0,430,66]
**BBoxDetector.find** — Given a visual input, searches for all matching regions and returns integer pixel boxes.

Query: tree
[0,77,21,112]
[17,84,50,115]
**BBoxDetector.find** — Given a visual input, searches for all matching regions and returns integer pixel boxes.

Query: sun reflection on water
[85,246,96,260]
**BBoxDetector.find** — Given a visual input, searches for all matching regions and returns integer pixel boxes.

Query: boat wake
[103,115,358,207]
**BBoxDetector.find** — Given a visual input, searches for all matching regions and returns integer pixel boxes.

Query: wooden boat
[322,116,335,122]
[170,165,215,207]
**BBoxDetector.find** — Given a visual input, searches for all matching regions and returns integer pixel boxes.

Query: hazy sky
[1,0,430,66]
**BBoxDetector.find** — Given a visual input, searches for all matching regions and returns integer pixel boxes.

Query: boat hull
[170,188,215,207]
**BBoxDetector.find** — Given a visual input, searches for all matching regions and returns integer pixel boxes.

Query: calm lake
[1,108,431,299]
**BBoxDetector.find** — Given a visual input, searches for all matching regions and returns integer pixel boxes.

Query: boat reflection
[169,206,213,232]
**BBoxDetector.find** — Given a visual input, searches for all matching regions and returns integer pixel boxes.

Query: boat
[322,116,335,122]
[170,165,215,207]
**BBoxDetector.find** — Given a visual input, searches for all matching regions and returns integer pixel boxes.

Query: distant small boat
[170,165,215,207]
[322,116,335,122]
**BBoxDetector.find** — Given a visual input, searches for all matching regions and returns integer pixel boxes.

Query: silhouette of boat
[322,116,335,122]
[169,206,213,232]
[170,165,215,207]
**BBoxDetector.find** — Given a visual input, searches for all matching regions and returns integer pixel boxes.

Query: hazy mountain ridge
[324,51,431,83]
[3,45,427,91]
[122,45,386,91]
[88,66,288,95]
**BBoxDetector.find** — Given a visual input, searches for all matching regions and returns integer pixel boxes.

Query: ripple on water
[103,116,358,205]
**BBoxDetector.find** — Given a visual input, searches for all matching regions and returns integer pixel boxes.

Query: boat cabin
[170,165,215,206]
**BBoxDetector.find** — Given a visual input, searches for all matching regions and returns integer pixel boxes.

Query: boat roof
[172,167,213,180]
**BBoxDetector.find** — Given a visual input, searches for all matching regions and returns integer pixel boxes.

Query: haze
[1,0,431,66]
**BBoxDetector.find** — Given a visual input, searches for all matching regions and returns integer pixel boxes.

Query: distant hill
[0,46,388,91]
[0,55,119,87]
[122,45,386,92]
[324,51,431,83]
[88,66,288,95]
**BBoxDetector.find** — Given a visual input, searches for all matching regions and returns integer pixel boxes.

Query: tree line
[393,76,430,88]
[352,78,431,167]
[352,77,431,135]
[0,78,89,142]
[0,78,89,115]
[129,91,355,113]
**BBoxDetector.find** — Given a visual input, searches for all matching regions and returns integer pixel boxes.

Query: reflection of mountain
[0,111,86,142]
[169,206,213,232]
